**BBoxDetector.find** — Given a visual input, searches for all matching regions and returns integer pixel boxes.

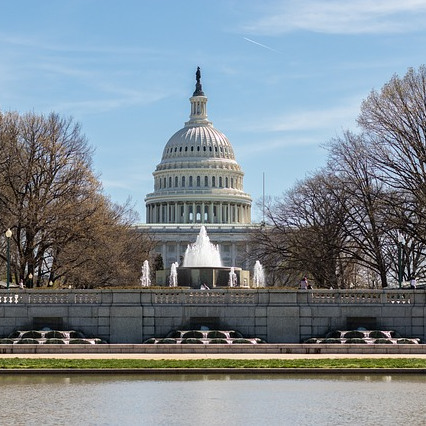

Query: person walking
[300,276,308,290]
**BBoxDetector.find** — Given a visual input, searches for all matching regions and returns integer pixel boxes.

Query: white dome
[145,68,251,225]
[160,124,236,163]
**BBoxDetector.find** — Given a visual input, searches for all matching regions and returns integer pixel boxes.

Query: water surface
[0,374,424,425]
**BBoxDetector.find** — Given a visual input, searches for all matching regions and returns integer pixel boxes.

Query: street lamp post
[28,273,33,289]
[397,232,405,288]
[5,228,12,290]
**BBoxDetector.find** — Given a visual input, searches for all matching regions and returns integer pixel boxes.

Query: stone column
[209,203,213,223]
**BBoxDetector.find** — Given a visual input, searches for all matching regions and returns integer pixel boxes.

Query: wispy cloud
[243,0,426,35]
[244,100,360,134]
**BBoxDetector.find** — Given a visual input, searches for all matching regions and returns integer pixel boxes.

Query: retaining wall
[0,289,424,343]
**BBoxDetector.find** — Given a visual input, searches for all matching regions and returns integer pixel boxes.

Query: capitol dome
[145,68,252,225]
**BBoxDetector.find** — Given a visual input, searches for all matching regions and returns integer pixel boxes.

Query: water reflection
[0,374,424,425]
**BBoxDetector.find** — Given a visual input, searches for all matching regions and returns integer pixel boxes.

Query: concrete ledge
[0,344,425,355]
[1,368,426,375]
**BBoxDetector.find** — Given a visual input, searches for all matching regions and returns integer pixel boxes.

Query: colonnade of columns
[146,201,251,224]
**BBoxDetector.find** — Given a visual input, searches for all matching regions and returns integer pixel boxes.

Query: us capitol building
[137,68,256,270]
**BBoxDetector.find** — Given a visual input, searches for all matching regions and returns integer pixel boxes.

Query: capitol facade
[137,68,255,270]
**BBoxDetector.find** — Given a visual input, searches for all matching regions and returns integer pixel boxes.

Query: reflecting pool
[0,374,425,425]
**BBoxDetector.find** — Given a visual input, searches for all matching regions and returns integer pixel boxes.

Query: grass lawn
[0,358,425,369]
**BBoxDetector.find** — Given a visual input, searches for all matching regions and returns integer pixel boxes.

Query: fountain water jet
[253,260,265,288]
[169,262,178,287]
[183,226,222,267]
[140,260,151,287]
[228,267,237,287]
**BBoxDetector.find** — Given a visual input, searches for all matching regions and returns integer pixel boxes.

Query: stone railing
[0,288,420,306]
[0,291,101,305]
[153,290,257,305]
[309,290,414,304]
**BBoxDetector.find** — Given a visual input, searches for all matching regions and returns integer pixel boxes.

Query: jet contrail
[243,37,280,53]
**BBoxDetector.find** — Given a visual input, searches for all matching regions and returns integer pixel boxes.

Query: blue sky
[1,1,426,223]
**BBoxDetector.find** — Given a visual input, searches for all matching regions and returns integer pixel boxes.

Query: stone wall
[0,289,424,343]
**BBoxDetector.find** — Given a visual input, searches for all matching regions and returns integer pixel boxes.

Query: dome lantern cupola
[187,66,209,126]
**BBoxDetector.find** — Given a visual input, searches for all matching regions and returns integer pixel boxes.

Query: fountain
[169,262,178,287]
[253,260,265,288]
[176,226,244,288]
[140,260,151,287]
[228,267,237,287]
[183,226,222,267]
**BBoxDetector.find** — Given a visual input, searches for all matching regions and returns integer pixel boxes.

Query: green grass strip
[0,358,425,369]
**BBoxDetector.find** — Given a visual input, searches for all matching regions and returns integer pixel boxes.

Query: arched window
[189,176,193,187]
[219,177,223,187]
[212,176,216,187]
[175,176,178,187]
[169,177,172,187]
[197,176,201,187]
[225,177,229,188]
[204,176,208,187]
[182,176,186,187]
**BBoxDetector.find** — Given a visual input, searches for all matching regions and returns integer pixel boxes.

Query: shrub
[181,338,203,344]
[0,338,14,344]
[7,331,21,338]
[369,330,387,338]
[16,338,40,344]
[45,331,65,339]
[322,338,342,344]
[304,338,319,344]
[157,338,177,344]
[209,339,229,344]
[345,338,367,344]
[69,331,86,338]
[229,331,243,338]
[325,331,341,338]
[45,339,65,344]
[165,330,181,338]
[231,339,252,344]
[143,338,157,344]
[207,331,226,338]
[343,331,365,338]
[22,331,42,339]
[397,339,417,344]
[182,331,203,339]
[69,339,91,344]
[374,339,393,344]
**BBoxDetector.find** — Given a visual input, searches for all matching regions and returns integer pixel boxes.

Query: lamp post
[5,228,12,290]
[397,232,405,288]
[28,273,33,289]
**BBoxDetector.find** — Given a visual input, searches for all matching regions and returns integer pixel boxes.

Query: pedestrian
[300,276,308,290]
[410,276,417,289]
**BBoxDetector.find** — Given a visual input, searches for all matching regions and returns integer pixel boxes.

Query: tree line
[251,66,426,289]
[0,111,154,288]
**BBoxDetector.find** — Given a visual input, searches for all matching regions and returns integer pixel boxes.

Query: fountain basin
[178,266,242,288]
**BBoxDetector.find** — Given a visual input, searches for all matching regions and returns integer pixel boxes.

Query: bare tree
[0,111,153,287]
[326,131,392,287]
[251,172,350,288]
[358,65,426,282]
